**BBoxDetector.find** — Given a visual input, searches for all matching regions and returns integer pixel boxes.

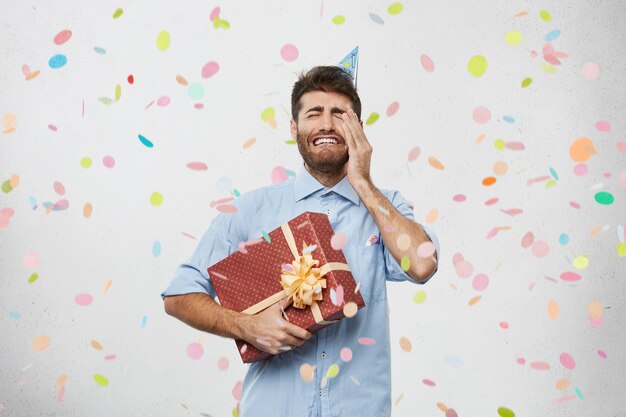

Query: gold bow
[280,244,327,309]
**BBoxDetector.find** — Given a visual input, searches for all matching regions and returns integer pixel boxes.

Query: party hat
[337,46,359,88]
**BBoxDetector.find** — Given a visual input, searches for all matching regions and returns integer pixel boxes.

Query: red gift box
[208,211,365,363]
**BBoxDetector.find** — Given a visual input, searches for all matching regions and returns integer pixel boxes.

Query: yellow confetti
[426,208,438,224]
[427,156,445,170]
[469,295,482,306]
[176,75,188,86]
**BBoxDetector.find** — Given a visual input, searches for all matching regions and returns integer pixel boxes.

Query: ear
[290,119,298,139]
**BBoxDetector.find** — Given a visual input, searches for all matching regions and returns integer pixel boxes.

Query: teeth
[314,138,338,145]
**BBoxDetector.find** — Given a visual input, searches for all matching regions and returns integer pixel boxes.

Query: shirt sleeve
[161,195,252,299]
[382,190,440,284]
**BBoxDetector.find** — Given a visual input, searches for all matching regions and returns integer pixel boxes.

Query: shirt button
[321,351,327,358]
[325,209,330,215]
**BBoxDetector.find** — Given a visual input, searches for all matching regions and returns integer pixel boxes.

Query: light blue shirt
[162,166,440,417]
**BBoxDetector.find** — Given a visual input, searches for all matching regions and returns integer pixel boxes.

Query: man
[163,66,439,417]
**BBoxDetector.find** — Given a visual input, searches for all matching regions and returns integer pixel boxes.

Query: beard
[296,129,349,174]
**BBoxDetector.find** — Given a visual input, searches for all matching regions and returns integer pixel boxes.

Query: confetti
[201,61,220,78]
[102,155,115,168]
[530,361,550,370]
[75,293,93,306]
[396,234,411,250]
[467,55,488,77]
[594,191,614,205]
[187,342,204,360]
[0,207,15,228]
[386,101,399,117]
[138,134,154,147]
[399,337,412,352]
[473,106,491,123]
[22,64,41,80]
[420,54,435,72]
[358,337,375,345]
[545,29,561,41]
[343,302,358,318]
[2,113,17,133]
[152,241,161,257]
[472,273,489,291]
[365,112,380,125]
[49,54,67,69]
[326,364,340,378]
[400,256,410,271]
[497,407,516,417]
[505,30,523,46]
[428,156,445,170]
[340,347,352,362]
[521,77,532,87]
[93,374,109,386]
[453,194,466,202]
[548,300,559,320]
[113,8,123,18]
[217,357,229,371]
[187,83,205,100]
[261,107,277,128]
[187,162,208,170]
[156,30,171,51]
[243,138,256,148]
[332,15,346,25]
[280,44,299,62]
[560,352,576,369]
[413,290,426,304]
[388,3,403,15]
[150,192,164,206]
[531,240,549,257]
[369,13,385,24]
[23,251,41,268]
[408,146,421,161]
[582,62,599,80]
[32,335,50,352]
[53,29,72,45]
[330,232,347,250]
[299,364,315,382]
[91,340,104,350]
[271,166,289,184]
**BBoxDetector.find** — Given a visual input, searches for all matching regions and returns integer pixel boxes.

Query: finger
[341,110,364,148]
[338,116,357,151]
[284,321,312,340]
[346,108,370,146]
[279,296,293,311]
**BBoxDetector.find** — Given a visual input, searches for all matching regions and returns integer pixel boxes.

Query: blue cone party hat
[337,46,359,88]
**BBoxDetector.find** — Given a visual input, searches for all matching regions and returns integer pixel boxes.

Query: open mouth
[313,137,339,146]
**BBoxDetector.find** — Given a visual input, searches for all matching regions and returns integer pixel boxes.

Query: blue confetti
[503,115,516,124]
[369,12,385,24]
[575,386,584,400]
[445,354,464,368]
[545,29,561,41]
[261,231,271,243]
[549,167,559,180]
[28,196,38,210]
[284,169,296,177]
[232,188,241,198]
[48,54,67,69]
[152,241,161,257]
[93,46,106,54]
[9,311,22,319]
[137,134,154,148]
[141,316,148,328]
[559,233,569,245]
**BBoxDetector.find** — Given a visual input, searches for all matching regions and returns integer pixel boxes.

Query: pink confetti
[386,102,400,117]
[0,207,15,229]
[452,252,464,267]
[531,240,549,257]
[201,61,220,79]
[595,121,611,132]
[271,166,289,184]
[472,273,489,291]
[104,354,117,360]
[620,170,626,188]
[194,103,204,110]
[573,163,588,176]
[452,194,466,202]
[530,361,550,370]
[408,146,421,162]
[232,380,243,401]
[53,199,69,211]
[156,96,171,107]
[445,409,458,417]
[187,162,208,171]
[417,241,435,258]
[334,285,344,306]
[280,44,299,62]
[256,338,271,347]
[455,260,473,278]
[617,141,626,155]
[560,352,576,369]
[48,124,58,131]
[23,251,41,268]
[102,156,115,168]
[598,350,607,359]
[505,141,525,151]
[499,321,509,329]
[215,204,238,214]
[217,357,229,371]
[53,181,65,196]
[340,347,352,362]
[358,337,376,346]
[560,271,581,282]
[500,208,523,216]
[569,201,581,209]
[582,62,599,80]
[517,357,526,365]
[330,232,347,250]
[472,106,491,124]
[186,342,204,360]
[420,54,435,72]
[53,29,72,45]
[422,378,436,387]
[209,6,220,21]
[75,293,93,306]
[57,385,65,402]
[521,231,534,248]
[486,227,500,239]
[484,197,499,206]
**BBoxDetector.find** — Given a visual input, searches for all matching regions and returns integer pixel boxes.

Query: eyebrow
[304,106,347,115]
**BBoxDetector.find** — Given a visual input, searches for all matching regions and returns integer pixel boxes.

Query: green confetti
[594,191,614,205]
[28,273,39,284]
[365,112,380,125]
[261,107,275,121]
[332,15,346,25]
[261,231,271,243]
[232,407,239,417]
[112,8,123,19]
[616,242,626,257]
[115,84,121,101]
[521,77,533,87]
[326,364,340,378]
[575,387,584,399]
[494,139,505,150]
[232,189,241,198]
[539,10,552,22]
[93,374,109,386]
[150,192,164,207]
[549,167,559,180]
[497,407,515,417]
[1,180,13,193]
[401,256,410,271]
[413,290,427,304]
[98,97,113,105]
[388,3,404,15]
[285,139,297,145]
[156,30,171,51]
[545,179,557,188]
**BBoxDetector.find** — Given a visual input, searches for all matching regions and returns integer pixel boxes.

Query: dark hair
[291,66,361,121]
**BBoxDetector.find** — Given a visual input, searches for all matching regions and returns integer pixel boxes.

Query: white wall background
[1,1,625,416]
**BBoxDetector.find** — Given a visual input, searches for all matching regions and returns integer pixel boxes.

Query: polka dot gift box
[209,212,365,363]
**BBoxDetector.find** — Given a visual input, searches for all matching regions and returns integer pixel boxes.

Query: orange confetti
[475,133,486,144]
[399,337,412,352]
[243,137,256,149]
[32,335,50,352]
[91,340,104,350]
[426,208,438,224]
[515,11,528,17]
[493,161,508,175]
[588,301,603,320]
[555,378,570,390]
[469,295,482,305]
[548,300,559,320]
[569,137,596,162]
[175,75,188,86]
[590,226,603,238]
[428,156,445,170]
[101,279,112,294]
[55,374,69,387]
[437,402,448,412]
[482,176,497,186]
[10,174,20,188]
[83,203,93,218]
[343,302,358,318]
[267,115,277,129]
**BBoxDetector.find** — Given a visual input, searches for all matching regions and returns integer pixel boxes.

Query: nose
[320,111,334,131]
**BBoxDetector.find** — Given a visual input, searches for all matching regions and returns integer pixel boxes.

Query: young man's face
[290,90,354,174]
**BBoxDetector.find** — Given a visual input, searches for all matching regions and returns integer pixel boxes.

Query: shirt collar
[294,165,361,206]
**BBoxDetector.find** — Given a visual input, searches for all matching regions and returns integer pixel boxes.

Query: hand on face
[338,108,372,187]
